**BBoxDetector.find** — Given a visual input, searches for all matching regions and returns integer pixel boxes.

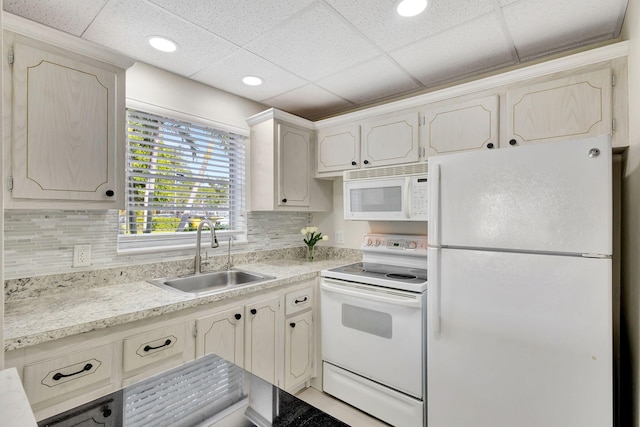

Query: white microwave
[343,164,429,221]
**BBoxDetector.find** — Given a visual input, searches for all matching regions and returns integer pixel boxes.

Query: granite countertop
[4,258,351,352]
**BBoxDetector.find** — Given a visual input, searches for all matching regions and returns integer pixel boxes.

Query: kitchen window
[118,105,247,251]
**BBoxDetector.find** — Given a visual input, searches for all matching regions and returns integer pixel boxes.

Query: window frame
[118,100,248,253]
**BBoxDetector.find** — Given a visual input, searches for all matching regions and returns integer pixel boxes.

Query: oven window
[350,186,402,212]
[342,304,392,339]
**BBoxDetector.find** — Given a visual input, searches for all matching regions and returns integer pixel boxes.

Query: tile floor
[295,387,390,427]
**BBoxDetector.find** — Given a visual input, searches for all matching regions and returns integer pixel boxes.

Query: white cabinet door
[195,306,244,367]
[278,123,310,207]
[362,111,420,168]
[284,310,313,391]
[505,68,612,146]
[11,41,122,207]
[424,95,499,156]
[245,296,280,384]
[316,124,361,175]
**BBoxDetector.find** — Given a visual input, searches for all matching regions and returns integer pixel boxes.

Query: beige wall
[126,62,266,132]
[621,0,640,424]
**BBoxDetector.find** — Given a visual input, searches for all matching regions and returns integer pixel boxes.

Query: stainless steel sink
[149,269,275,297]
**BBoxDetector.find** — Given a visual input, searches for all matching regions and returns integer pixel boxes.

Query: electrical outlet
[73,244,91,267]
[335,231,344,245]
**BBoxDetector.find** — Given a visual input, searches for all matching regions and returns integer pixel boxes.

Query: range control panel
[361,234,428,254]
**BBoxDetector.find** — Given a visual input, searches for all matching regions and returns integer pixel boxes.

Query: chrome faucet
[195,219,219,274]
[227,237,233,271]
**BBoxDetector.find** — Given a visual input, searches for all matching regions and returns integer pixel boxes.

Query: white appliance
[428,135,613,427]
[320,234,427,427]
[343,164,428,221]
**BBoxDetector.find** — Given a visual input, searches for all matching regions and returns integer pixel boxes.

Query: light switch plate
[73,244,91,267]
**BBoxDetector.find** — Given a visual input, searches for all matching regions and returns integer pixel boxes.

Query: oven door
[320,278,425,398]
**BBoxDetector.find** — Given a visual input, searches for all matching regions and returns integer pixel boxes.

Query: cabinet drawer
[23,344,114,406]
[285,286,314,316]
[122,324,187,374]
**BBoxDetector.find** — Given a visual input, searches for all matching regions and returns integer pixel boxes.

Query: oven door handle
[321,280,422,308]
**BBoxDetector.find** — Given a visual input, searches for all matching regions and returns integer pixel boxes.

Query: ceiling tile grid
[316,55,421,104]
[147,0,315,46]
[390,13,516,87]
[82,0,239,77]
[324,0,495,52]
[190,49,308,101]
[502,0,629,60]
[2,0,630,120]
[4,0,108,36]
[243,2,381,82]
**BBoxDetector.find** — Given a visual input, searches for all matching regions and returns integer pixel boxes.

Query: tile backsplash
[4,210,313,279]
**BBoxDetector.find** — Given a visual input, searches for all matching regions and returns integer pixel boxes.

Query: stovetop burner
[386,273,418,280]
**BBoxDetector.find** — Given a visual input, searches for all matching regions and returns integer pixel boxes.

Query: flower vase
[307,246,314,262]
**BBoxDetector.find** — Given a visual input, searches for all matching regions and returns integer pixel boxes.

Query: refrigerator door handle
[429,163,440,246]
[428,248,441,338]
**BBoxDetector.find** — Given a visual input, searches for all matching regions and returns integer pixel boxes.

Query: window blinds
[123,353,247,427]
[124,109,246,234]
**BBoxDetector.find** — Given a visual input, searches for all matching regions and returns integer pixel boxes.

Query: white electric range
[320,234,427,427]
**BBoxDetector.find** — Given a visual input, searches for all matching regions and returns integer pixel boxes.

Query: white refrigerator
[427,135,613,427]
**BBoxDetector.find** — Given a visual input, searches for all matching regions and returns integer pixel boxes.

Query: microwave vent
[345,163,428,180]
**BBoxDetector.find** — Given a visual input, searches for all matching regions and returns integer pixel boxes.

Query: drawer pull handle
[294,296,308,304]
[52,363,92,381]
[144,339,172,352]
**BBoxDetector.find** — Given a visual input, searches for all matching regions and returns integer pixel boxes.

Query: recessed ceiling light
[148,36,177,53]
[396,0,427,17]
[242,76,263,86]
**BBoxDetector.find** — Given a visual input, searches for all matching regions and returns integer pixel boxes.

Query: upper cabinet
[247,109,332,212]
[505,68,612,147]
[423,95,499,156]
[316,124,360,174]
[6,34,129,209]
[361,111,420,168]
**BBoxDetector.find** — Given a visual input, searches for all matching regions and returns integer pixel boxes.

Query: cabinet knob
[290,322,296,328]
[487,143,495,149]
[102,407,112,418]
[250,308,257,315]
[235,313,242,320]
[281,198,287,203]
[351,161,357,166]
[105,190,115,197]
[509,139,517,146]
[363,160,370,165]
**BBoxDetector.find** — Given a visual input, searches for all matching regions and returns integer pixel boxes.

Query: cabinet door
[245,296,280,384]
[424,95,499,156]
[316,124,361,174]
[278,123,310,207]
[195,306,244,367]
[362,111,420,168]
[506,68,612,146]
[284,310,313,391]
[11,42,120,204]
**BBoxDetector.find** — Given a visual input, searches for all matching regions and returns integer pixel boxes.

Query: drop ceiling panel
[264,84,354,120]
[325,0,495,52]
[245,2,380,81]
[147,0,315,46]
[317,55,420,104]
[3,0,108,36]
[390,13,515,86]
[503,0,627,60]
[190,50,308,101]
[83,0,238,77]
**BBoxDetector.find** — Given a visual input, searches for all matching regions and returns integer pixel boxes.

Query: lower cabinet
[7,279,319,421]
[284,310,314,391]
[195,305,244,365]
